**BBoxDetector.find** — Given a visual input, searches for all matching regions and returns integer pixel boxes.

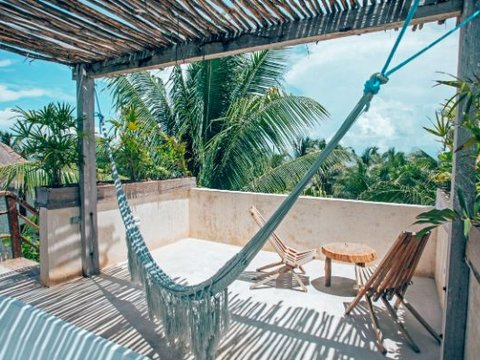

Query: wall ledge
[35,177,196,209]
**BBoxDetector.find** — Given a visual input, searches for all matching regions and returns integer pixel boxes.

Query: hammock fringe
[126,232,229,360]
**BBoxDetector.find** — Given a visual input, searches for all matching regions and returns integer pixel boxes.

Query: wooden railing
[0,191,39,259]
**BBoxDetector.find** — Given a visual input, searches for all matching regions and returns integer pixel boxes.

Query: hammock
[98,3,479,359]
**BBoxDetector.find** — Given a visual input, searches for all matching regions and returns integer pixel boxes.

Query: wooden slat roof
[0,0,462,77]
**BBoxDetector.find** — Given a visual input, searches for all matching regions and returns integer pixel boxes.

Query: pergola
[0,0,478,358]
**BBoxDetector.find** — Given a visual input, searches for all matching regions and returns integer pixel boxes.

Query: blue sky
[0,20,458,155]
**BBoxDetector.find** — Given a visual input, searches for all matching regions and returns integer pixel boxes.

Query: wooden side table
[320,242,377,287]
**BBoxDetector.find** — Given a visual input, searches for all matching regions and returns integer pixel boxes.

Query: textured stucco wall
[97,191,189,269]
[39,180,191,286]
[40,207,82,286]
[465,273,480,360]
[434,190,451,309]
[434,224,448,309]
[189,188,437,277]
[41,184,440,286]
[465,226,480,360]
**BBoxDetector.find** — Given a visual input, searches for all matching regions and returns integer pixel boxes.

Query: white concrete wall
[434,190,451,309]
[39,179,192,286]
[465,226,480,360]
[40,207,82,286]
[465,272,480,360]
[434,224,448,308]
[97,191,189,269]
[189,188,436,277]
[41,184,442,285]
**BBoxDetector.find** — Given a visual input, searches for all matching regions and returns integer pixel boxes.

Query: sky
[0,20,459,156]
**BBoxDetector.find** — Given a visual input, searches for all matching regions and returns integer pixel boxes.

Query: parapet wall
[39,180,439,286]
[39,178,194,286]
[188,188,437,277]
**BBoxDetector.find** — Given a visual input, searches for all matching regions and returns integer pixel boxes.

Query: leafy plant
[102,106,188,182]
[0,103,80,192]
[415,190,480,237]
[438,74,480,152]
[0,130,13,146]
[20,216,40,262]
[416,74,480,236]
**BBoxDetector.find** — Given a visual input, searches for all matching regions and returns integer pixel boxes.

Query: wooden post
[75,64,100,277]
[441,0,480,358]
[6,196,21,258]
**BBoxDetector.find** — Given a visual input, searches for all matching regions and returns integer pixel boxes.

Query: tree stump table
[320,242,377,287]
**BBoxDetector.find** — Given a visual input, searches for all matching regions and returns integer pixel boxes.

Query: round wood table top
[321,242,377,264]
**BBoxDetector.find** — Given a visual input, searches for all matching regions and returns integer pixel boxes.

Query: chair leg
[365,294,388,355]
[345,287,369,315]
[256,260,283,273]
[381,296,420,353]
[291,270,308,292]
[396,293,442,344]
[298,265,306,274]
[393,289,405,311]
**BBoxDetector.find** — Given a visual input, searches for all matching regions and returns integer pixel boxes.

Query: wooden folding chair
[345,231,442,354]
[249,206,317,292]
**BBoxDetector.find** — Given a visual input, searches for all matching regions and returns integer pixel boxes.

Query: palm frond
[202,91,329,189]
[246,148,350,193]
[108,72,173,141]
[233,49,288,99]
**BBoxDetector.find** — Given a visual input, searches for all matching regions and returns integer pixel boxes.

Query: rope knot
[363,73,389,95]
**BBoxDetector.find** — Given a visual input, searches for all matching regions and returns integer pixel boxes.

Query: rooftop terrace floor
[0,238,442,359]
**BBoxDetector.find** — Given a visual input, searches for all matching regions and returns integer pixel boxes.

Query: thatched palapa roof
[0,0,462,77]
[0,142,25,166]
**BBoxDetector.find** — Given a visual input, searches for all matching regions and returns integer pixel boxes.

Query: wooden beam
[5,196,21,258]
[441,0,480,358]
[85,0,462,78]
[76,64,100,277]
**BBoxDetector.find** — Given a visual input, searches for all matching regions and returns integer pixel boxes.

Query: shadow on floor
[238,270,311,292]
[311,276,357,297]
[0,263,440,360]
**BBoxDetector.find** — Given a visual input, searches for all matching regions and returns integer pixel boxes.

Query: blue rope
[385,9,480,77]
[364,0,420,96]
[380,0,421,76]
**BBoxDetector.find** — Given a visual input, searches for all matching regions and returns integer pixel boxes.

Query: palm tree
[333,146,438,205]
[0,103,79,193]
[246,136,351,195]
[108,49,329,190]
[332,147,379,199]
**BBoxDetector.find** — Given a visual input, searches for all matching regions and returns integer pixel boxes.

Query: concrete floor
[0,238,442,360]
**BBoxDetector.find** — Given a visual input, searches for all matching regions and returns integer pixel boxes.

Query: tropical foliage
[254,142,439,205]
[99,106,188,182]
[416,75,480,235]
[0,102,80,193]
[107,49,330,190]
[334,148,439,205]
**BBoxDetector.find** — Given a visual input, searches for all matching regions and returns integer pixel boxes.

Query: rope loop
[363,72,389,95]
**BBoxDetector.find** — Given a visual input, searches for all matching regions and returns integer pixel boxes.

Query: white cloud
[0,60,12,68]
[285,21,459,155]
[150,68,173,83]
[0,108,17,130]
[0,84,50,102]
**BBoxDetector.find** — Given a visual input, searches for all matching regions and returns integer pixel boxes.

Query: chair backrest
[364,231,430,299]
[249,206,288,258]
